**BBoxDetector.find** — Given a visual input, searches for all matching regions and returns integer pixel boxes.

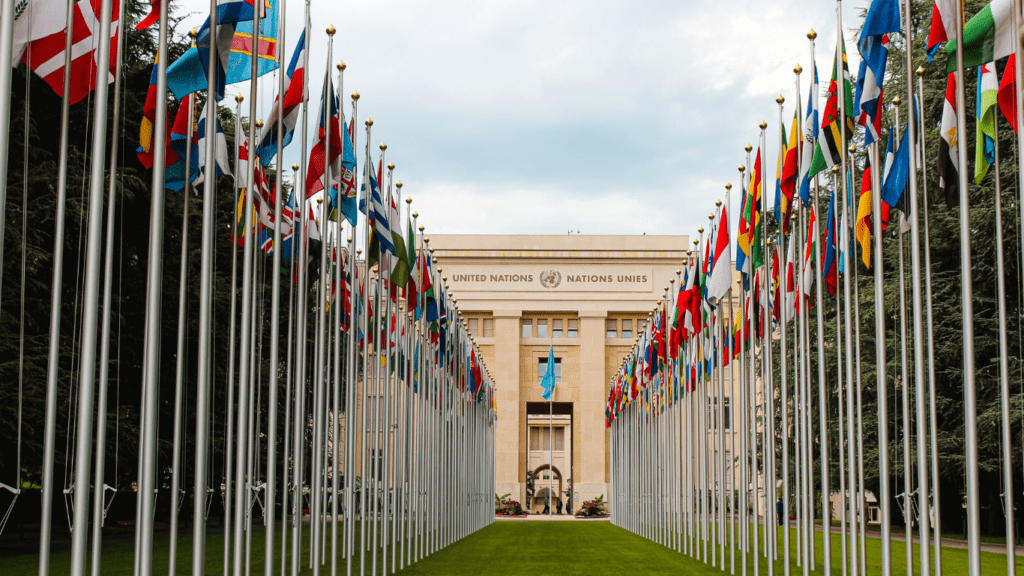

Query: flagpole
[224,94,244,576]
[346,92,359,576]
[774,95,792,576]
[842,145,860,576]
[136,0,172,570]
[915,64,943,576]
[791,61,805,567]
[952,2,981,571]
[723,183,737,574]
[37,0,77,569]
[291,6,313,575]
[192,0,225,566]
[282,164,299,576]
[892,105,915,576]
[328,59,346,576]
[169,91,196,576]
[868,135,891,576]
[232,2,265,572]
[989,104,1017,575]
[358,119,373,576]
[263,0,288,571]
[90,0,128,568]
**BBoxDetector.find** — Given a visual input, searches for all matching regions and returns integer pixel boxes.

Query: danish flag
[23,0,120,105]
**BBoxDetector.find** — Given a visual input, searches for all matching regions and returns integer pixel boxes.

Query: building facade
[430,234,692,513]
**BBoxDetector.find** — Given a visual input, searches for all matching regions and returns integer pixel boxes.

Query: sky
[175,0,874,238]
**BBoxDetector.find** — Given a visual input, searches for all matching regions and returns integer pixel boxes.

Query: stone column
[578,310,608,504]
[493,311,522,505]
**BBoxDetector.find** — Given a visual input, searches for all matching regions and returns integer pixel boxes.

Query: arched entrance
[531,464,562,513]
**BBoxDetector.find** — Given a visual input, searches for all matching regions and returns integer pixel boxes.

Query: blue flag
[541,345,556,401]
[166,0,278,101]
[880,125,910,210]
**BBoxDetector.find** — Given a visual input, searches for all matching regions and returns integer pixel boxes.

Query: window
[567,319,578,338]
[621,319,633,339]
[467,318,478,337]
[537,319,548,338]
[530,426,564,451]
[552,319,563,338]
[724,398,731,430]
[483,318,494,337]
[538,357,562,382]
[606,319,618,338]
[522,319,532,338]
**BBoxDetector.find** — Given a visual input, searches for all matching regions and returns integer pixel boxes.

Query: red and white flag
[22,0,119,105]
[9,0,69,65]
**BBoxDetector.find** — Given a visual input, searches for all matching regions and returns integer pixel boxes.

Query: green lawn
[3,520,1023,575]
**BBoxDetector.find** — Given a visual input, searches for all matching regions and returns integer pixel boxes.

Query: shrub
[574,494,608,518]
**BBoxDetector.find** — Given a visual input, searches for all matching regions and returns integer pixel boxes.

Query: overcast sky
[176,0,872,238]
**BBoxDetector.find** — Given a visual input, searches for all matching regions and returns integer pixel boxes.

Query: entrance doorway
[526,402,574,514]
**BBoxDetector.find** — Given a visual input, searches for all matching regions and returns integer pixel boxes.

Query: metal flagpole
[868,135,891,576]
[346,91,359,576]
[136,0,172,571]
[328,57,343,576]
[990,102,1017,576]
[194,0,224,566]
[723,184,736,574]
[90,0,128,568]
[65,0,116,570]
[169,92,196,576]
[380,161,395,575]
[843,145,860,576]
[775,95,792,576]
[913,66,942,576]
[231,3,264,573]
[264,0,289,571]
[37,0,77,569]
[282,164,299,576]
[225,94,244,576]
[358,120,372,576]
[290,5,313,574]
[951,0,981,571]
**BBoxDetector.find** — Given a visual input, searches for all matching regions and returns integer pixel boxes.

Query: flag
[22,0,120,105]
[736,180,750,282]
[822,192,838,296]
[881,124,910,212]
[137,53,164,170]
[135,0,160,30]
[853,35,889,144]
[799,65,819,205]
[800,206,816,307]
[773,122,788,230]
[706,205,731,305]
[779,112,800,232]
[938,72,959,208]
[927,0,957,60]
[10,0,68,66]
[367,161,395,256]
[999,54,1018,134]
[771,247,781,324]
[388,196,411,288]
[258,29,306,167]
[743,147,764,270]
[857,0,898,143]
[809,38,855,178]
[975,61,998,184]
[166,0,276,101]
[541,345,556,401]
[785,231,796,320]
[166,95,197,193]
[305,69,343,198]
[195,100,232,187]
[944,0,1014,71]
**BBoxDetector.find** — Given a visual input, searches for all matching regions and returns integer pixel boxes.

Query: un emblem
[539,270,561,289]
